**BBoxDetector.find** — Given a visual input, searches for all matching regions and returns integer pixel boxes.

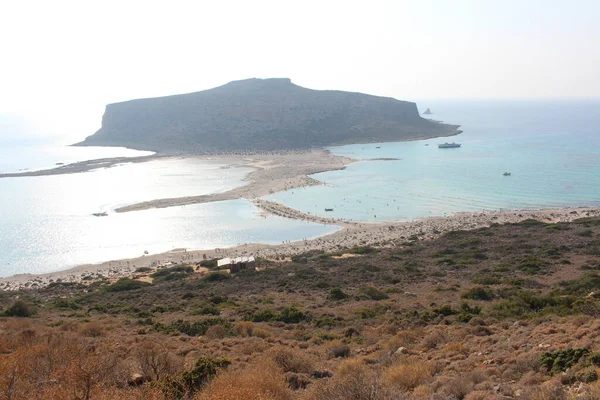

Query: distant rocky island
[75,78,460,153]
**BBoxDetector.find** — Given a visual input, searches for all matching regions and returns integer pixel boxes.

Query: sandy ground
[114,149,355,213]
[0,155,166,178]
[2,205,598,291]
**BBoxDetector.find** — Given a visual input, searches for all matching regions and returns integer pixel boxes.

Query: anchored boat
[438,142,461,149]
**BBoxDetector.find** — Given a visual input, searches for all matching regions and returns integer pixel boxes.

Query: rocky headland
[74,78,461,153]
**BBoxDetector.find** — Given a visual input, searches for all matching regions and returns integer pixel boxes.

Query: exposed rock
[285,372,312,389]
[311,370,333,379]
[127,373,145,386]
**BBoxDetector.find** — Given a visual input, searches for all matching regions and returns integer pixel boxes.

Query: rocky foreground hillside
[75,78,460,152]
[2,217,600,398]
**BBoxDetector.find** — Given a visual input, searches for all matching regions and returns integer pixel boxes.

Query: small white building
[217,256,256,272]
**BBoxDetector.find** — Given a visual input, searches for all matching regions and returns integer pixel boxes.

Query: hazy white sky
[1,0,598,141]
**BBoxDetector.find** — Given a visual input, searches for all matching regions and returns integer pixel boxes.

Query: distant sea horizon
[1,99,599,277]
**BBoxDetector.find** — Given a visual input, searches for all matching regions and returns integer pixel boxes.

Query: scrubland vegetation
[3,217,600,399]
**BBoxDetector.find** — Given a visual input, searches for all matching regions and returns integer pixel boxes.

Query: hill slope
[75,78,460,152]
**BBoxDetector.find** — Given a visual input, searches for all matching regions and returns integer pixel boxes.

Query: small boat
[324,208,334,212]
[375,146,381,149]
[438,142,461,149]
[424,144,429,146]
[503,172,511,176]
[423,108,433,115]
[92,212,108,217]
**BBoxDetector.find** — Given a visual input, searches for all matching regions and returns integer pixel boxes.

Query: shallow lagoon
[268,100,600,222]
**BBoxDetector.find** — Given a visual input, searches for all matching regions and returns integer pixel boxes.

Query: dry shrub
[3,319,33,331]
[387,328,425,350]
[513,351,541,374]
[0,345,35,399]
[411,384,433,399]
[233,321,254,337]
[239,339,270,355]
[329,344,351,359]
[135,341,182,381]
[588,381,600,399]
[78,322,104,337]
[436,376,474,399]
[254,328,272,338]
[59,320,79,332]
[524,382,566,400]
[469,369,488,385]
[383,358,433,391]
[195,360,293,400]
[267,347,315,374]
[305,359,400,400]
[464,390,493,400]
[421,330,448,350]
[205,325,228,340]
[443,342,469,356]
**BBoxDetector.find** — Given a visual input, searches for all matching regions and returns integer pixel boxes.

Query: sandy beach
[113,149,356,213]
[2,205,598,291]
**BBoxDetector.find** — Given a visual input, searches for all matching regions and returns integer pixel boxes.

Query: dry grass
[78,322,105,337]
[205,325,228,340]
[267,346,315,374]
[382,358,433,391]
[194,360,293,400]
[303,359,400,400]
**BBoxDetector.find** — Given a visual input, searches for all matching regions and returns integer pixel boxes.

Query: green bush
[103,278,150,292]
[247,306,308,323]
[348,246,378,254]
[358,286,389,301]
[152,356,230,397]
[491,291,576,318]
[517,219,545,227]
[433,305,457,316]
[328,288,348,300]
[540,348,600,374]
[191,305,220,316]
[472,275,502,285]
[199,259,218,269]
[559,273,600,295]
[277,306,308,323]
[461,287,493,301]
[203,272,231,282]
[151,266,194,283]
[181,356,231,390]
[49,297,80,310]
[3,300,34,317]
[516,255,550,274]
[248,309,277,322]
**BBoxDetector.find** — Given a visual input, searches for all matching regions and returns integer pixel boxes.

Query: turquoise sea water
[1,100,598,277]
[268,100,600,222]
